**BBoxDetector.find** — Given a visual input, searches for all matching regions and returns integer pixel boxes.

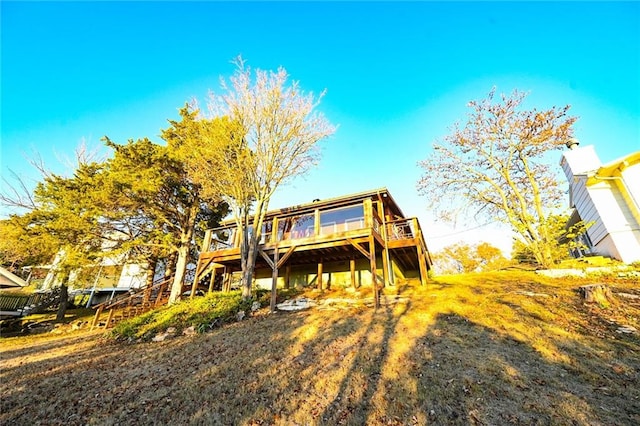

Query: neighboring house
[560,140,640,264]
[194,188,433,293]
[0,266,28,289]
[39,251,150,307]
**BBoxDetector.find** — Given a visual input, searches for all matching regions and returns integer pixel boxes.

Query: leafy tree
[418,89,577,268]
[0,215,56,272]
[511,213,592,265]
[433,241,509,274]
[22,162,107,320]
[103,120,228,303]
[180,59,335,299]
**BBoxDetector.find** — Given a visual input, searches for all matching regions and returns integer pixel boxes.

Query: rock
[183,326,196,336]
[616,292,640,300]
[236,310,246,321]
[71,321,87,331]
[616,325,637,334]
[166,327,177,335]
[152,333,168,342]
[251,301,261,312]
[276,297,316,311]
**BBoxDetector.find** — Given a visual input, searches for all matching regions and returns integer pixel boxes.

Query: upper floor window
[319,205,364,235]
[212,228,235,250]
[278,214,315,241]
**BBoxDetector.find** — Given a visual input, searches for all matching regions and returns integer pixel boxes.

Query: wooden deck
[195,217,431,292]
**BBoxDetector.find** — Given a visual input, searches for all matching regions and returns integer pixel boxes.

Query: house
[560,140,640,264]
[0,266,28,289]
[193,188,433,295]
[38,251,150,307]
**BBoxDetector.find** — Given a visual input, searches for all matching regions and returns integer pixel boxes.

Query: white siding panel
[622,164,640,221]
[117,264,147,289]
[593,234,622,261]
[609,229,640,263]
[572,178,608,244]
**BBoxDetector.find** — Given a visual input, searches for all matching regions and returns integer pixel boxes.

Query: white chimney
[560,144,601,182]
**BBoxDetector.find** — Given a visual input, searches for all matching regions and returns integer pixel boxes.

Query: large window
[261,220,273,244]
[319,205,365,235]
[212,228,235,250]
[278,214,315,241]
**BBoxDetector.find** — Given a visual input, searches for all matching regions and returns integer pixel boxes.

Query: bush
[109,291,257,341]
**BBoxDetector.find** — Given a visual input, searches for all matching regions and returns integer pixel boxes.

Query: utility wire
[427,220,500,239]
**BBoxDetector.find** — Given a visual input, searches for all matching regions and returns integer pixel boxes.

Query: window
[278,214,315,241]
[261,220,273,244]
[212,228,235,249]
[319,205,365,235]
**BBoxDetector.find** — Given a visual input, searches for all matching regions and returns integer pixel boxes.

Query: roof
[220,187,406,226]
[595,151,640,177]
[0,267,28,289]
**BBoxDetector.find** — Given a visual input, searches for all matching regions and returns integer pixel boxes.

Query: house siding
[561,145,640,263]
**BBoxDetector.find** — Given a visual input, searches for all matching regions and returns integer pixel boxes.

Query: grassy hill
[1,271,638,425]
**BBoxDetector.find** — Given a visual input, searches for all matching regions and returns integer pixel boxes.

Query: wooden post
[189,270,199,300]
[284,265,291,289]
[208,268,217,293]
[90,305,103,330]
[106,308,115,329]
[363,199,373,228]
[202,229,213,253]
[416,242,429,286]
[314,208,320,236]
[317,260,323,290]
[381,247,389,288]
[270,246,279,313]
[223,270,232,292]
[350,258,357,288]
[272,218,279,242]
[155,283,167,307]
[370,235,380,309]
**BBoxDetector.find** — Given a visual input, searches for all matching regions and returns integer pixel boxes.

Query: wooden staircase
[90,275,174,329]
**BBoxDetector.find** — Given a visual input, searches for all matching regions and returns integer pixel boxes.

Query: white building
[560,141,640,264]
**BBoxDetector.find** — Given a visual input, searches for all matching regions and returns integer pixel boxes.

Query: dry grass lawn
[1,271,639,425]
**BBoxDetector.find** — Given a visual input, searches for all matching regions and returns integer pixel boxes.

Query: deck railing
[203,217,424,253]
[385,218,416,241]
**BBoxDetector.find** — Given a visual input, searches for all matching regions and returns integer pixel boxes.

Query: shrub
[109,291,257,341]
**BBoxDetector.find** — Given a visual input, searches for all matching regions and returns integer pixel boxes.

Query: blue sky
[2,1,639,253]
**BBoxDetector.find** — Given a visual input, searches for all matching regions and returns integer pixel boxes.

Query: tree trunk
[143,257,157,304]
[168,203,199,304]
[579,284,613,304]
[241,234,259,300]
[169,245,189,303]
[56,283,69,322]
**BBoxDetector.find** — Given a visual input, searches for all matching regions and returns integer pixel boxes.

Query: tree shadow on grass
[400,313,639,425]
[2,295,638,426]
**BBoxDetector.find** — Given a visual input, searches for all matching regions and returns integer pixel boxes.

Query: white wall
[561,145,640,264]
[117,263,148,289]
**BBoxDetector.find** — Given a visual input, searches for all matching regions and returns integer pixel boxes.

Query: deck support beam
[347,238,371,260]
[270,246,279,313]
[284,265,291,289]
[350,258,357,288]
[416,242,428,286]
[369,234,380,309]
[223,269,232,292]
[317,260,323,290]
[381,247,389,289]
[208,267,218,293]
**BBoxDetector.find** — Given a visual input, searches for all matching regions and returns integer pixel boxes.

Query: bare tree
[181,58,336,299]
[418,89,577,268]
